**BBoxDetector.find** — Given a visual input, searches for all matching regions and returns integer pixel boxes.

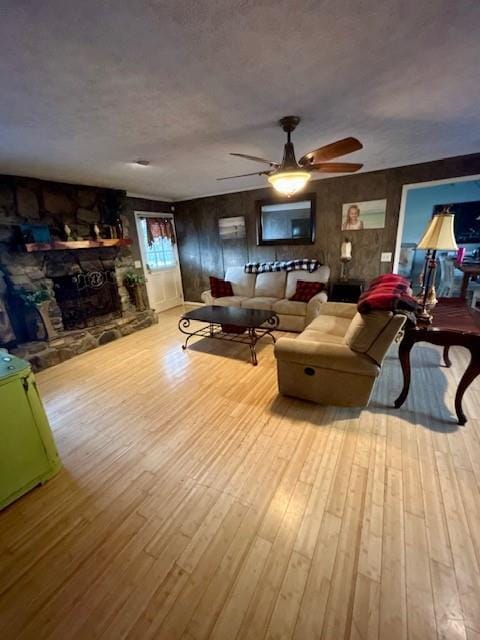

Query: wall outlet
[134,260,142,269]
[381,252,392,262]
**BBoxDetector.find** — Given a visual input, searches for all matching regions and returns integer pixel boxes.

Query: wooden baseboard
[183,300,204,307]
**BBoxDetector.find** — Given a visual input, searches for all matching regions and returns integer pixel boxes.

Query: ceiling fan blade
[217,170,270,181]
[230,153,279,167]
[308,162,363,173]
[299,137,363,166]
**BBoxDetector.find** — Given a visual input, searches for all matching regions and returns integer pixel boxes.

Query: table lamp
[417,210,458,321]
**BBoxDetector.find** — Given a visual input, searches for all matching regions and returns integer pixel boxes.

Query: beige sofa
[274,302,406,407]
[201,265,330,331]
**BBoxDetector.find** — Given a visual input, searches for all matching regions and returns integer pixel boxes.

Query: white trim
[183,300,204,307]
[134,211,184,309]
[393,173,480,273]
[127,191,174,203]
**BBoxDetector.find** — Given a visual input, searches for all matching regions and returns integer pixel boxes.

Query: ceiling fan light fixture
[267,170,311,197]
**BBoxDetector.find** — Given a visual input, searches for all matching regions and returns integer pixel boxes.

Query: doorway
[134,212,184,312]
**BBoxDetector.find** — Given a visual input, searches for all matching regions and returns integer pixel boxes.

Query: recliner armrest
[201,290,213,304]
[274,337,379,376]
[306,290,328,323]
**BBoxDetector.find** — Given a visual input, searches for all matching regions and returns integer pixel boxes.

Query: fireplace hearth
[52,268,121,329]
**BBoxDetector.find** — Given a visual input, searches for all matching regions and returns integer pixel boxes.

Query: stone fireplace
[0,175,157,370]
[44,249,125,330]
[52,267,121,331]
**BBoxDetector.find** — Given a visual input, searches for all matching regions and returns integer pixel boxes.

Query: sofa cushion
[289,280,325,302]
[273,299,307,316]
[274,313,306,332]
[308,315,352,337]
[285,265,330,299]
[317,302,357,320]
[213,295,249,307]
[254,272,286,299]
[241,297,278,311]
[209,276,233,298]
[300,327,345,344]
[224,266,256,298]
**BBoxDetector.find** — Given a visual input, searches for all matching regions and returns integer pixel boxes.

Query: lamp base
[416,308,433,324]
[340,259,351,282]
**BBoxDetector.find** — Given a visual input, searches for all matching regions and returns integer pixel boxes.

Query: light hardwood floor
[1,305,480,640]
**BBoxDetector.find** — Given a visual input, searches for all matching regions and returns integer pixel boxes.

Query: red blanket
[358,274,420,315]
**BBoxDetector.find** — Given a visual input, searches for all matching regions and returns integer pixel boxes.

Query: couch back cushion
[285,265,330,299]
[254,271,287,299]
[224,267,256,297]
[344,311,406,365]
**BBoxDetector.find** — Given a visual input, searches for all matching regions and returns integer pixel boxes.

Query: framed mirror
[256,193,316,245]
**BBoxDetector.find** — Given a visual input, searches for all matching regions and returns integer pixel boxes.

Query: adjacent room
[1,2,480,639]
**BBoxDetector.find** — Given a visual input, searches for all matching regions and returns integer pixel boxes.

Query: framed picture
[341,199,386,230]
[218,216,246,240]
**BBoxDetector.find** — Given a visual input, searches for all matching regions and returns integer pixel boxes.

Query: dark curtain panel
[145,217,176,247]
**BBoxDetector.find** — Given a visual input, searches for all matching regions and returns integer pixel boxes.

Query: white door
[135,212,184,312]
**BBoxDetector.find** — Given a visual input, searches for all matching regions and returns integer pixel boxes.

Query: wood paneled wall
[174,153,480,301]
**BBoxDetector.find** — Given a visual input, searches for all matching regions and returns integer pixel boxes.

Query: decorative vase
[126,284,146,311]
[35,301,57,340]
[133,285,145,311]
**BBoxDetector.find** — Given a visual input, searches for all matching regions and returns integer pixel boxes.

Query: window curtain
[145,217,176,247]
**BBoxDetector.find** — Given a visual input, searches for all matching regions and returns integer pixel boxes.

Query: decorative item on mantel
[63,223,73,241]
[17,285,57,341]
[417,209,458,322]
[340,238,352,281]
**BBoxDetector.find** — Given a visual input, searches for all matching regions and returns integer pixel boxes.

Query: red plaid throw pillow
[210,276,234,298]
[289,280,325,303]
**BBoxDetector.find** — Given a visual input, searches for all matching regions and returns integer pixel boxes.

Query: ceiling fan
[218,116,363,197]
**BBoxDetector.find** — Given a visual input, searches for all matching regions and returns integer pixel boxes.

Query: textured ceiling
[0,1,479,200]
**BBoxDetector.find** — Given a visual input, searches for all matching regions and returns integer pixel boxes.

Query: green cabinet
[0,353,61,510]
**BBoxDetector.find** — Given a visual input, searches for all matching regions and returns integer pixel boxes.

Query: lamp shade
[417,212,458,250]
[267,170,311,197]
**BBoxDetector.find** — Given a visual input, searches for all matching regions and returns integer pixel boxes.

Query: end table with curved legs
[394,298,480,426]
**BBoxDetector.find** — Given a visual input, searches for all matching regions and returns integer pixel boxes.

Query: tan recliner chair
[274,302,406,407]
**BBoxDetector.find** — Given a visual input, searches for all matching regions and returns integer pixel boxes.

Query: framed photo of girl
[341,199,387,230]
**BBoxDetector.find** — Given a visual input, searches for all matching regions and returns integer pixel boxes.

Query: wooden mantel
[24,239,133,252]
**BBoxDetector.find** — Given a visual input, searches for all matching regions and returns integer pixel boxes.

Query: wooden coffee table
[394,298,480,425]
[178,305,278,365]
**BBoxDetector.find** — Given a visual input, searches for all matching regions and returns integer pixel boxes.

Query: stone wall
[0,174,159,366]
[12,309,157,372]
[0,176,138,338]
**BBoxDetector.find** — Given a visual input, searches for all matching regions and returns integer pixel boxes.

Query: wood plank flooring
[1,305,480,639]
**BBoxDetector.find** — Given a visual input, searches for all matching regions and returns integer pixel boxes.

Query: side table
[329,279,365,303]
[394,298,480,425]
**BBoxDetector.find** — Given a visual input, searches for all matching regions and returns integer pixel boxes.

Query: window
[139,217,176,269]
